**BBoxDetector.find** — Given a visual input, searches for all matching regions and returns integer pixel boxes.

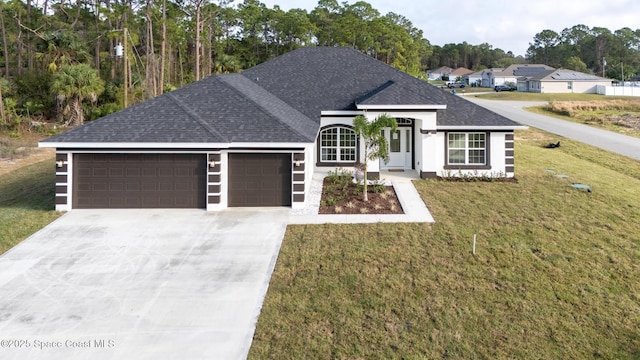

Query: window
[448,133,486,165]
[320,127,356,163]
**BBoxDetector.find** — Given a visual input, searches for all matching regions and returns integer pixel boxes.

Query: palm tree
[353,114,397,201]
[51,64,105,126]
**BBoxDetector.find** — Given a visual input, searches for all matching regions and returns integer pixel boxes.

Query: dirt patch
[0,147,55,176]
[604,113,640,130]
[0,134,55,176]
[318,177,404,215]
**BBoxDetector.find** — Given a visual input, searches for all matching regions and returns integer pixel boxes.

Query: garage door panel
[73,154,206,209]
[93,168,108,176]
[92,182,108,191]
[109,183,124,191]
[109,168,124,177]
[142,168,157,177]
[228,153,291,207]
[174,168,192,178]
[141,183,157,191]
[125,168,141,177]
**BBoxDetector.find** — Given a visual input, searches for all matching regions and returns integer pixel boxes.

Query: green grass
[0,157,63,254]
[249,128,640,359]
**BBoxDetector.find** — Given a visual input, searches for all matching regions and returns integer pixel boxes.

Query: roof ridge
[218,73,318,142]
[355,80,395,105]
[166,92,229,142]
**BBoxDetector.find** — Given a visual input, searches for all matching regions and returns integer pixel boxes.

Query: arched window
[319,126,357,163]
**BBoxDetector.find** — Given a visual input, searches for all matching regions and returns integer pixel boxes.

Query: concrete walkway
[289,170,435,224]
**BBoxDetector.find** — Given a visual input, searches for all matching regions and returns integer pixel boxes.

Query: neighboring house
[464,70,483,87]
[427,66,453,80]
[40,47,525,211]
[487,64,555,89]
[481,68,504,87]
[525,69,612,93]
[449,67,474,83]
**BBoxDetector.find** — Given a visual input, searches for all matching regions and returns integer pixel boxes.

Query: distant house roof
[43,47,522,145]
[482,68,504,75]
[450,67,474,76]
[428,66,453,75]
[531,69,610,82]
[493,64,555,77]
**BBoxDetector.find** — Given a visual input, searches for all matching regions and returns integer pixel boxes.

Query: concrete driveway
[0,208,289,360]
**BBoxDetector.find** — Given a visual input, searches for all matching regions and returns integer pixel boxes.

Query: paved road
[463,96,640,161]
[0,209,289,360]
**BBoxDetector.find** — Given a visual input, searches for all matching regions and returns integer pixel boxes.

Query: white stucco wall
[318,115,515,179]
[434,132,511,178]
[319,112,438,176]
[418,129,439,176]
[540,81,610,94]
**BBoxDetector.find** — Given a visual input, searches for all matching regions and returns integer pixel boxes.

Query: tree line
[0,0,637,129]
[526,25,640,80]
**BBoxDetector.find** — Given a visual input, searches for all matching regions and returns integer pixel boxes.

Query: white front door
[381,128,412,170]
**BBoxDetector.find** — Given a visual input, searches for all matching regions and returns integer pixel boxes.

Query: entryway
[381,127,412,170]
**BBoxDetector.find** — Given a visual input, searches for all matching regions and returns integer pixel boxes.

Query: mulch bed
[318,177,404,215]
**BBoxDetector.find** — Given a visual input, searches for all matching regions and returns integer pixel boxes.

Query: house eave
[437,125,529,131]
[321,110,364,116]
[39,141,314,149]
[356,104,447,110]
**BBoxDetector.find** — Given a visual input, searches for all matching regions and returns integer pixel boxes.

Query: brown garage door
[228,153,291,207]
[73,154,206,209]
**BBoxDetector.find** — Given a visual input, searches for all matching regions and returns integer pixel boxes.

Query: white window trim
[447,132,487,166]
[319,126,357,163]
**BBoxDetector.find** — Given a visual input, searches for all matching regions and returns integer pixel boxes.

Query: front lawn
[0,157,63,254]
[249,128,640,359]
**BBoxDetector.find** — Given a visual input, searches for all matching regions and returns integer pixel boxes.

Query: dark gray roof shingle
[243,47,519,127]
[43,46,521,145]
[218,74,318,141]
[44,75,311,144]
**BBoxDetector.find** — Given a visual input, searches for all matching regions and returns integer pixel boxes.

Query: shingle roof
[43,47,521,145]
[244,47,519,127]
[44,74,313,144]
[532,69,610,82]
[428,66,453,74]
[493,64,555,77]
[450,67,474,76]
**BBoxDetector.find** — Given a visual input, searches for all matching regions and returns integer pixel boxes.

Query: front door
[381,128,412,170]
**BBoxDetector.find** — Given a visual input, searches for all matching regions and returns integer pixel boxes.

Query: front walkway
[289,170,435,224]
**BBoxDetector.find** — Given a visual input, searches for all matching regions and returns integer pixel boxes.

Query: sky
[255,0,640,57]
